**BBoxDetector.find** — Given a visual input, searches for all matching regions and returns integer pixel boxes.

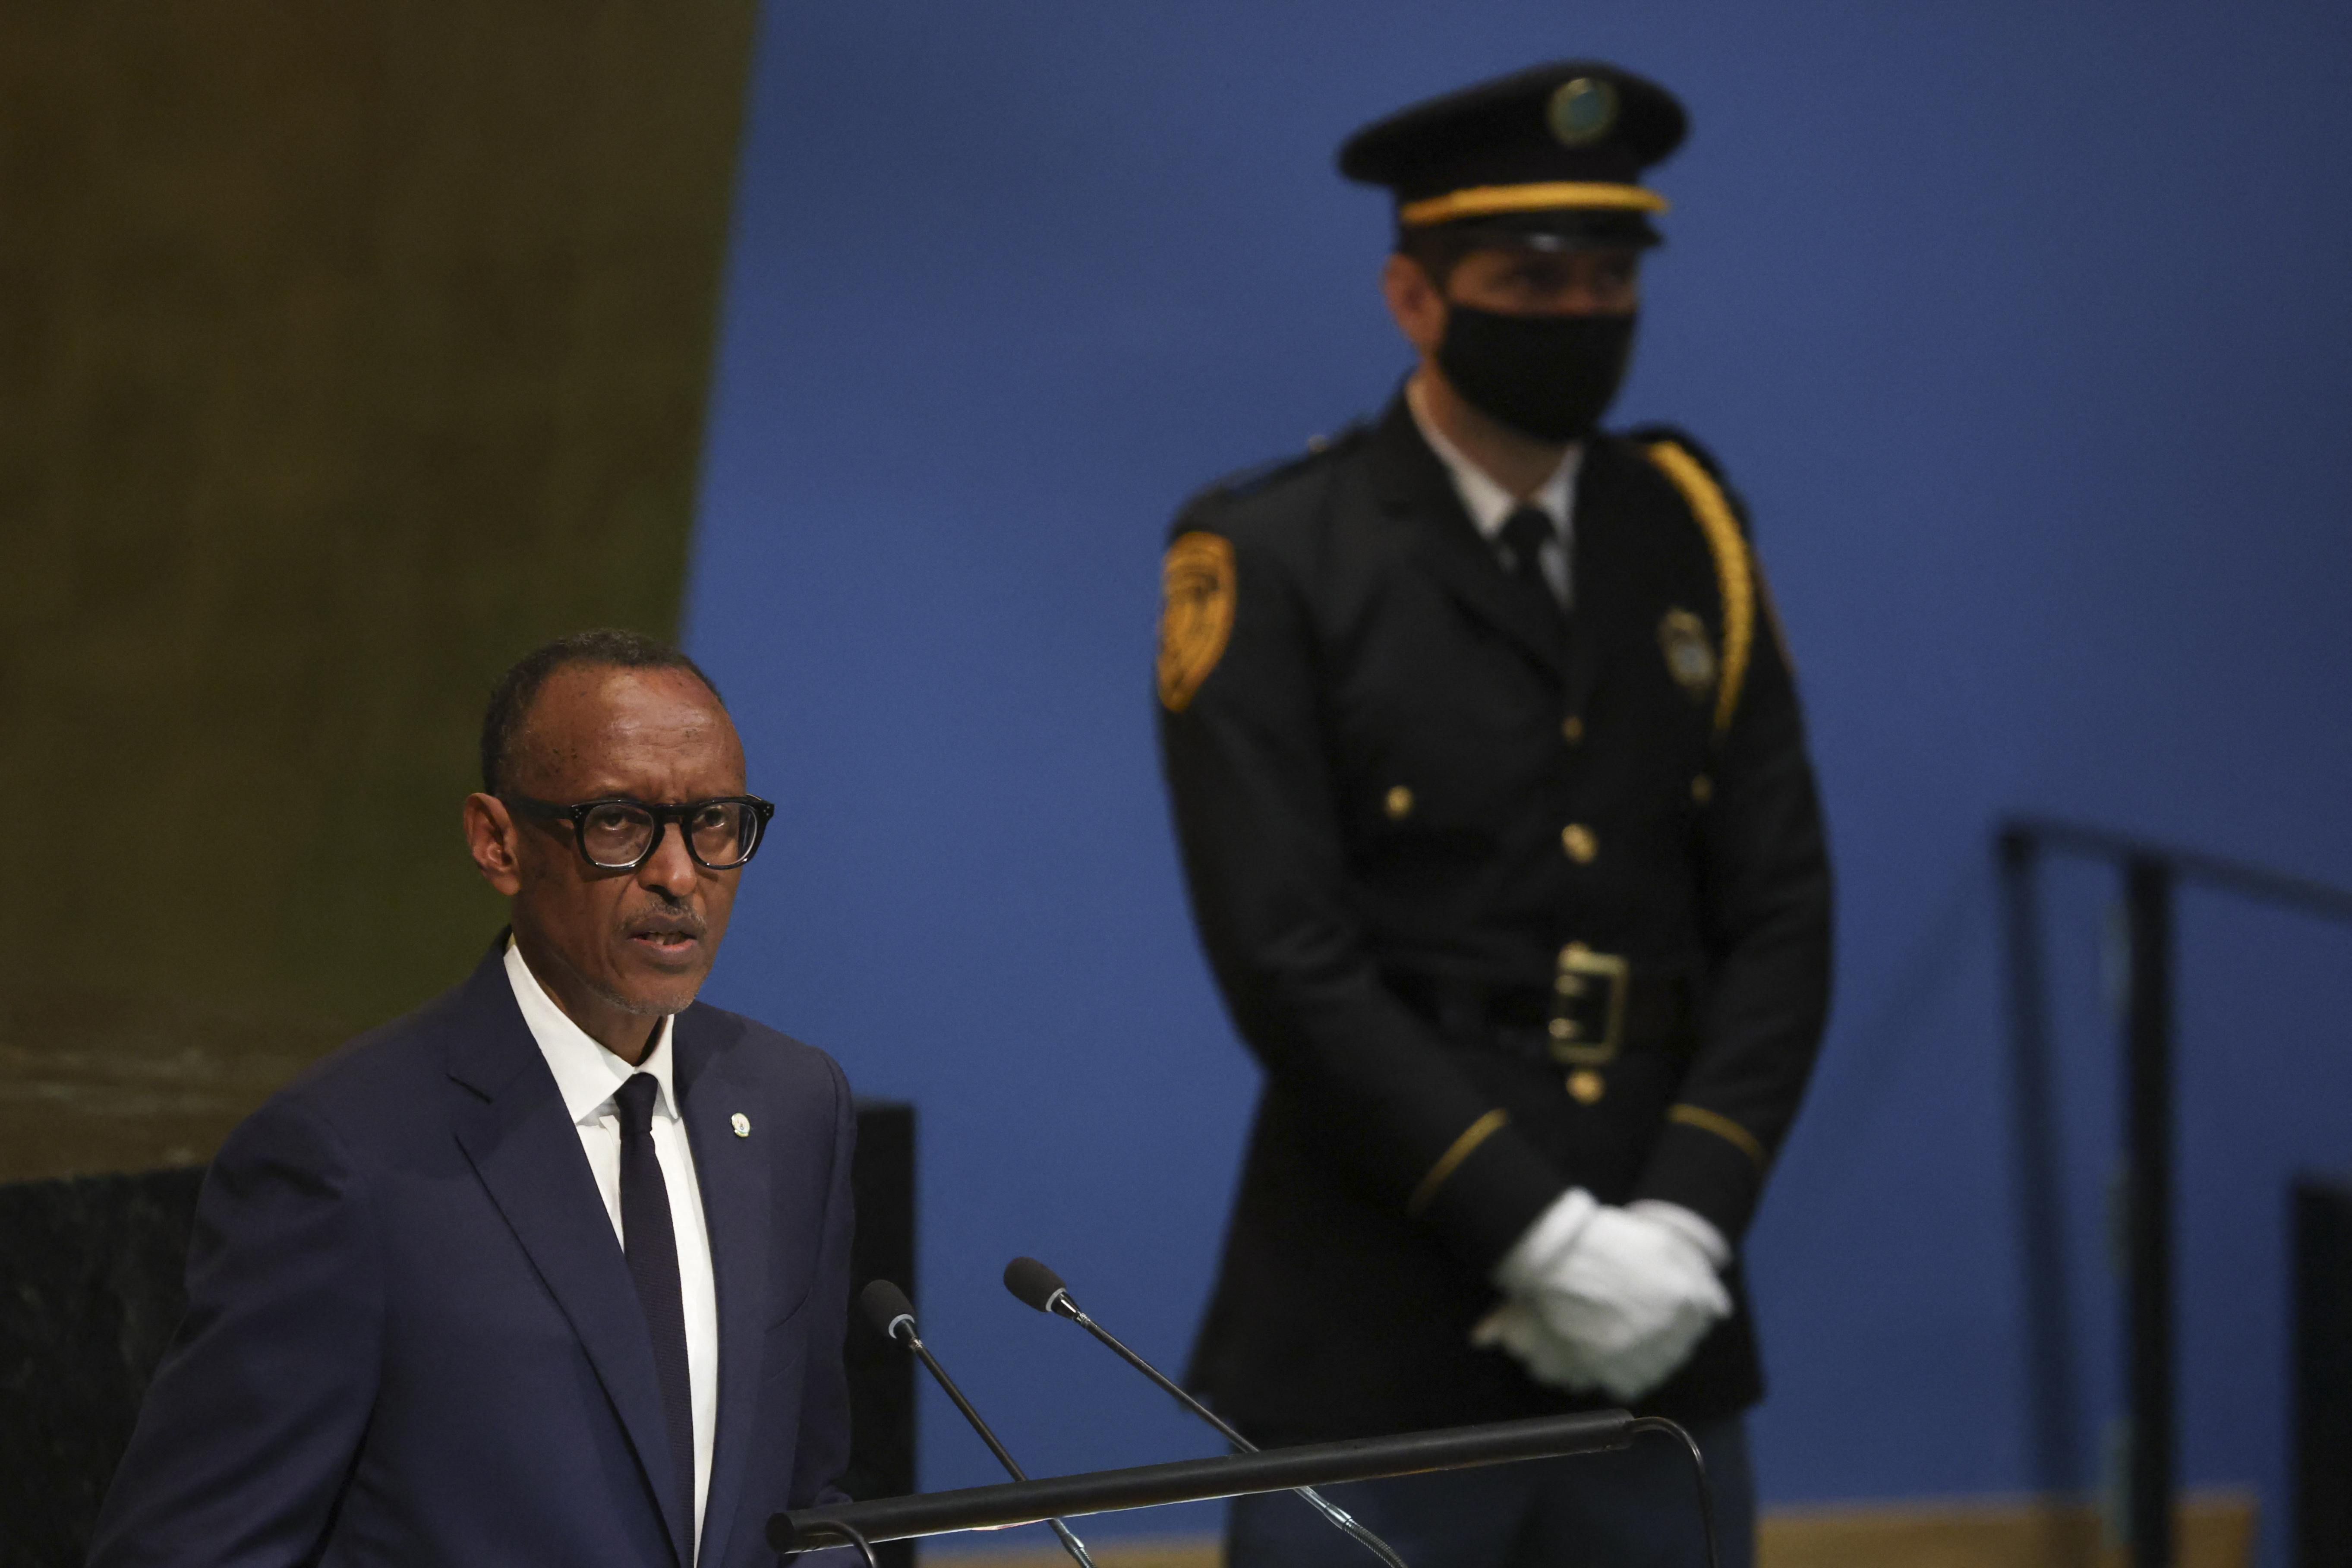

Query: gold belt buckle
[1548,943,1629,1068]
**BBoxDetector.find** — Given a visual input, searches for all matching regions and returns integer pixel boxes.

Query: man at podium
[88,632,858,1568]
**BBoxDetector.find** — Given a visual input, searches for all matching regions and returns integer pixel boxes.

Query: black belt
[1389,948,1694,1069]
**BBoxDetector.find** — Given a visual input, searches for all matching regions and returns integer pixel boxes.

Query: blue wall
[685,1,2352,1555]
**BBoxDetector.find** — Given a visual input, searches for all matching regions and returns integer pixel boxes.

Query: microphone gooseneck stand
[780,1411,1722,1568]
[772,1409,1641,1548]
[1002,1256,1411,1568]
[812,1274,1720,1568]
[858,1280,1099,1568]
[1001,1257,1720,1568]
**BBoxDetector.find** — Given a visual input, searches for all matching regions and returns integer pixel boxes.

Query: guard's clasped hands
[1470,1188,1731,1402]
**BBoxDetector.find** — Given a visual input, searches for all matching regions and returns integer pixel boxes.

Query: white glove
[1479,1189,1732,1401]
[1470,1297,1598,1391]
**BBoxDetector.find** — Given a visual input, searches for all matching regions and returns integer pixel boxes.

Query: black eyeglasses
[503,793,776,871]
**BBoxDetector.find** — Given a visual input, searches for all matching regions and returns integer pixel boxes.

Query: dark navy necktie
[1499,504,1567,642]
[1498,504,1557,598]
[616,1072,696,1555]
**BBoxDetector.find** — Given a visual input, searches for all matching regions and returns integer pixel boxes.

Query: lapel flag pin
[731,1113,751,1138]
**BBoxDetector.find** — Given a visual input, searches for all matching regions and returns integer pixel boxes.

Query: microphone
[858,1280,1100,1568]
[1002,1258,1410,1568]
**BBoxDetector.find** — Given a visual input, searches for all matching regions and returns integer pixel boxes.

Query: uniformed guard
[1156,61,1832,1568]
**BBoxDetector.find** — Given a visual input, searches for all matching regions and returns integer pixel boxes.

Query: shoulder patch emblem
[1658,607,1718,701]
[1157,531,1236,712]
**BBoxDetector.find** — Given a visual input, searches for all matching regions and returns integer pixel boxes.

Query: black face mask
[1435,306,1637,443]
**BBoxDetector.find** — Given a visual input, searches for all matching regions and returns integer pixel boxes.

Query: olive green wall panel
[0,2,760,1177]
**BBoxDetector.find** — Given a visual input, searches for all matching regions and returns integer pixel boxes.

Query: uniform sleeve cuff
[1630,1118,1766,1242]
[1416,1118,1573,1276]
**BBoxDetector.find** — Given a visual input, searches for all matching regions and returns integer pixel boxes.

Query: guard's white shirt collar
[1406,372,1581,541]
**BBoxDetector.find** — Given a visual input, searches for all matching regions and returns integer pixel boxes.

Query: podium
[772,1410,1715,1564]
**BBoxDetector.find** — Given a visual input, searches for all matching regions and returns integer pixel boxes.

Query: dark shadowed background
[0,1,757,1179]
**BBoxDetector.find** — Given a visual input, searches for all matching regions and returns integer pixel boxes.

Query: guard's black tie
[616,1071,696,1556]
[1498,504,1559,599]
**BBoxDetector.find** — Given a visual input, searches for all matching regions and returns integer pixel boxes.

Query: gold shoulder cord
[1645,452,1769,1180]
[1643,442,1753,738]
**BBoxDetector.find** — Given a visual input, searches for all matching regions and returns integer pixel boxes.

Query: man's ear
[463,792,526,897]
[1380,251,1448,359]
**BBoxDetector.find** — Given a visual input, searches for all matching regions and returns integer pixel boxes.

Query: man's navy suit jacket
[88,947,857,1568]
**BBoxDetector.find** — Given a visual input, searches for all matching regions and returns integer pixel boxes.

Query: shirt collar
[1406,373,1581,542]
[504,939,679,1127]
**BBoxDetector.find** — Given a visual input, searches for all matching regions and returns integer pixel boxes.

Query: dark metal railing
[1998,815,2352,1568]
[769,1410,1639,1552]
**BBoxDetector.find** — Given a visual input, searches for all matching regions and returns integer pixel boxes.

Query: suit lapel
[443,953,691,1566]
[1365,396,1570,685]
[673,1010,769,1568]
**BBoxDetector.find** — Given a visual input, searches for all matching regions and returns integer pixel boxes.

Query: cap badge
[1659,607,1718,700]
[1547,77,1619,147]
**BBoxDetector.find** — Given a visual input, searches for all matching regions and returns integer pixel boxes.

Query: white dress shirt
[1407,373,1581,606]
[505,941,718,1552]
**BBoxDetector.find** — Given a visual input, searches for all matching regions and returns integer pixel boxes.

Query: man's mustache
[623,903,707,940]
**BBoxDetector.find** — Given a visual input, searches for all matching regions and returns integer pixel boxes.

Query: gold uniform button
[1384,785,1414,820]
[1561,823,1598,863]
[1691,774,1713,805]
[1561,715,1585,744]
[1567,1069,1606,1104]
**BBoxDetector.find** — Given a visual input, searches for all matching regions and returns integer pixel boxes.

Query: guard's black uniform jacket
[1158,395,1832,1442]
